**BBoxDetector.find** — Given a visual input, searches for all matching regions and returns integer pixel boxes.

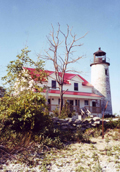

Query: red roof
[23,67,92,87]
[23,67,52,82]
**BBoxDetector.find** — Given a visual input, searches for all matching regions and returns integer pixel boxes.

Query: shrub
[52,101,75,119]
[52,107,59,117]
[104,114,115,118]
[104,119,120,130]
[0,91,52,132]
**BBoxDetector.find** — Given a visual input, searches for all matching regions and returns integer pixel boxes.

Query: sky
[0,0,120,115]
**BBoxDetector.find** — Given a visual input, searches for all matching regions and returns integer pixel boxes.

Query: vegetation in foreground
[0,95,120,170]
[0,122,120,172]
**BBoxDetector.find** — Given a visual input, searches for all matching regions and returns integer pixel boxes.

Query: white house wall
[38,73,93,93]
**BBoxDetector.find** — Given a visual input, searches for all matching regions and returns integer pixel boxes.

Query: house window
[84,100,89,106]
[74,83,78,91]
[52,80,56,88]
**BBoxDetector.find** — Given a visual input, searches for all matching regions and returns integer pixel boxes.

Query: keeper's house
[23,67,102,117]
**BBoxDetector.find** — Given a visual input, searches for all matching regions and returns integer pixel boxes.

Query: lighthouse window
[105,69,108,75]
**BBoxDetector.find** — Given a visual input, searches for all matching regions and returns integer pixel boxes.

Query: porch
[48,103,101,114]
[45,89,102,115]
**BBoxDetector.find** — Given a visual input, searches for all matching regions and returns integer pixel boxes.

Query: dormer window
[52,80,56,88]
[74,83,78,91]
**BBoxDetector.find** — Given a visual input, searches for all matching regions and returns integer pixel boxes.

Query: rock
[74,119,82,125]
[81,127,86,132]
[60,119,69,123]
[69,126,76,130]
[91,123,96,127]
[91,121,100,127]
[61,126,68,130]
[82,123,87,127]
[61,123,69,126]
[52,115,103,132]
[93,117,100,121]
[71,117,76,122]
[72,124,76,127]
[52,117,59,122]
[94,121,100,125]
[76,124,82,128]
[89,115,94,118]
[83,120,89,124]
[72,115,78,120]
[68,118,75,124]
[85,124,92,129]
[84,118,93,123]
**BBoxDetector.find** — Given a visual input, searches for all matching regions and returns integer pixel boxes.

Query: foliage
[0,91,51,132]
[104,114,115,118]
[52,107,59,117]
[60,101,76,118]
[1,47,46,94]
[104,119,120,130]
[52,101,75,119]
[0,86,5,97]
[41,136,63,149]
[85,128,102,138]
[43,128,90,143]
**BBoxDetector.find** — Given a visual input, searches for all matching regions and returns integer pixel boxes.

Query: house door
[92,101,96,113]
[92,101,96,107]
[75,100,80,111]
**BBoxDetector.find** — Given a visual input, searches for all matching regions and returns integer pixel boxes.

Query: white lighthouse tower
[90,47,112,115]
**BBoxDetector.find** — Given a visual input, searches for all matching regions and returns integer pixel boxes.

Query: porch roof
[44,90,102,100]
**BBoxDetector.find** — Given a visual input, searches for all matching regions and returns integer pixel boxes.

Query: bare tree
[42,23,87,115]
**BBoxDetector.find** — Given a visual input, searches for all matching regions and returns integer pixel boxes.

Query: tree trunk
[59,84,63,115]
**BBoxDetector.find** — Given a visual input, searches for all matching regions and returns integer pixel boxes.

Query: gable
[70,75,84,83]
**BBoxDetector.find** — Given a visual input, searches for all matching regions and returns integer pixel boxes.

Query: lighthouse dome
[94,47,106,56]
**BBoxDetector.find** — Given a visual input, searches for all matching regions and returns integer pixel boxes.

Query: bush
[0,91,52,132]
[104,114,115,118]
[52,101,75,119]
[104,119,120,130]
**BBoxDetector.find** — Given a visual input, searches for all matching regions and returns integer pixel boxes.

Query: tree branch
[67,56,83,64]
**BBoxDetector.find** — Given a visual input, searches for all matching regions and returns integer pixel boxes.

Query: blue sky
[0,0,120,115]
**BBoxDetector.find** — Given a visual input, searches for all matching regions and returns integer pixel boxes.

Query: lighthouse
[90,47,112,115]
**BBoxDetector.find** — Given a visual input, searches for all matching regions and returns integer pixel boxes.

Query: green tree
[2,47,46,94]
[0,86,5,97]
[0,90,51,132]
[0,47,50,132]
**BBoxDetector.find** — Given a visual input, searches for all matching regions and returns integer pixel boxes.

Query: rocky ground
[0,129,120,172]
